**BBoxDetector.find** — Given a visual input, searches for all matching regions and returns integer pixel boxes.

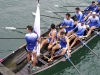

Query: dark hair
[75,7,80,10]
[26,25,33,32]
[60,32,66,35]
[66,13,70,17]
[51,23,55,29]
[92,1,95,3]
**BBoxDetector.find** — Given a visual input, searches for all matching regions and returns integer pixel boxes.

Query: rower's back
[25,32,38,50]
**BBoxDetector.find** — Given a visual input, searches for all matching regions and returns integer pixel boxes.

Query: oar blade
[32,12,36,16]
[3,27,16,30]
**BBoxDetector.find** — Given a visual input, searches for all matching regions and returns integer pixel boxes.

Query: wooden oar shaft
[64,54,82,75]
[63,5,88,7]
[0,38,25,39]
[0,37,47,39]
[41,15,61,19]
[78,38,100,59]
[53,11,75,13]
[43,55,49,60]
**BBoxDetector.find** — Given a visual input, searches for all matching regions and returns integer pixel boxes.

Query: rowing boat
[0,22,100,75]
[1,3,100,75]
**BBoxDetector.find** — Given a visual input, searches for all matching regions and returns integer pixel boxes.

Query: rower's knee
[52,47,56,51]
[60,53,64,56]
[48,45,52,50]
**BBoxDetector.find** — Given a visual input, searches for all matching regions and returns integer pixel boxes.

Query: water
[0,0,100,75]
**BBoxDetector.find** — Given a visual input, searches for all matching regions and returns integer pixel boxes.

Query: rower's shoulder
[96,16,99,19]
[70,18,74,21]
[25,33,37,36]
[88,16,92,18]
[79,11,83,14]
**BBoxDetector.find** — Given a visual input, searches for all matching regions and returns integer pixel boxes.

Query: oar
[64,54,82,75]
[79,39,100,59]
[45,11,75,14]
[32,12,62,20]
[2,27,26,30]
[54,5,88,8]
[0,37,47,39]
[3,26,50,30]
[0,38,25,39]
[3,26,61,30]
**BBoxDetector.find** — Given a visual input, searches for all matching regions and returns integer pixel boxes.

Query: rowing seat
[16,50,27,65]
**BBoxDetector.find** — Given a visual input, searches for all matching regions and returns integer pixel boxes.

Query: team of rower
[25,0,100,71]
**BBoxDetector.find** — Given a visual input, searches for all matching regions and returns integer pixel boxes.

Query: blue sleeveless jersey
[61,18,74,32]
[60,37,67,48]
[73,23,87,36]
[86,16,99,27]
[25,32,38,51]
[48,29,57,43]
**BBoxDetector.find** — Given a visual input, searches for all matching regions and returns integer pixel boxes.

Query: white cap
[92,12,96,15]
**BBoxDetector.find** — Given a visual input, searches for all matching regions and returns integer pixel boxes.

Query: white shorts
[26,46,37,53]
[78,35,83,38]
[59,44,68,50]
[48,38,56,45]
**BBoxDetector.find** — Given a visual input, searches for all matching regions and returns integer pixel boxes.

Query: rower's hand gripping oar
[78,38,100,59]
[64,54,82,75]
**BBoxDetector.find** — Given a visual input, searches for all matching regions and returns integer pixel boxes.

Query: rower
[95,5,100,15]
[84,1,98,21]
[83,12,100,38]
[48,32,70,62]
[67,21,89,49]
[40,23,57,50]
[85,1,98,12]
[58,13,74,38]
[25,26,40,71]
[75,7,84,22]
[96,0,100,5]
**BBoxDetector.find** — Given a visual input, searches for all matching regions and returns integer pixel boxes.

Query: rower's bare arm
[86,20,90,25]
[66,37,70,51]
[49,33,52,38]
[56,37,60,44]
[67,30,73,37]
[37,38,41,43]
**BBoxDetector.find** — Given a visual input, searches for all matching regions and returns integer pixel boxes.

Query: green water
[0,0,100,75]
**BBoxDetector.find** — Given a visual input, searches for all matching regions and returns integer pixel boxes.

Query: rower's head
[51,23,56,29]
[80,21,85,26]
[66,13,71,19]
[92,1,95,6]
[75,7,80,13]
[92,12,96,18]
[26,25,33,33]
[60,32,66,38]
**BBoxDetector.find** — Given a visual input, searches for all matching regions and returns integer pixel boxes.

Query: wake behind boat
[0,0,100,75]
